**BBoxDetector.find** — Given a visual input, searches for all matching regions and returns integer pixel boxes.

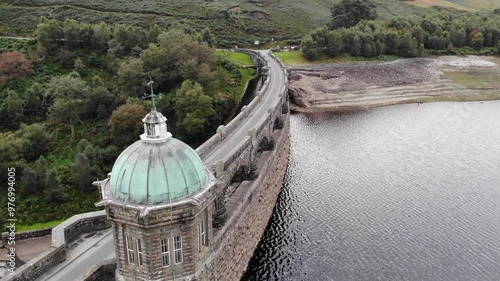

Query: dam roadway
[35,49,287,281]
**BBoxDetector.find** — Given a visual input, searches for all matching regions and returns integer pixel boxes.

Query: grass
[274,51,399,66]
[406,0,500,11]
[405,0,478,11]
[16,219,64,232]
[216,51,256,120]
[444,71,500,89]
[216,51,255,66]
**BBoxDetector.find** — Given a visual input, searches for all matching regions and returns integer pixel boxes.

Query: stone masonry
[197,113,290,281]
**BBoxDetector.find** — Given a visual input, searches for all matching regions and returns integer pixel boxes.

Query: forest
[301,0,500,60]
[0,18,254,229]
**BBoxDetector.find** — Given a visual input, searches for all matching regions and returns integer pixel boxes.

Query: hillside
[0,0,484,47]
[405,0,500,11]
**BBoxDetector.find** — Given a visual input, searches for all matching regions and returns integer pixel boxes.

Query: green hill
[405,0,500,11]
[1,0,499,46]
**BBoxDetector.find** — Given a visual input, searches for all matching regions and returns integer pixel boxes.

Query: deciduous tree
[24,82,44,118]
[44,168,64,202]
[117,58,148,97]
[92,22,112,52]
[0,132,24,183]
[197,27,216,48]
[399,31,418,57]
[329,0,377,30]
[21,167,38,196]
[45,74,90,136]
[63,18,81,49]
[4,89,23,127]
[174,80,215,139]
[301,35,321,60]
[71,139,102,190]
[35,156,47,192]
[16,123,50,161]
[471,32,484,50]
[109,103,146,145]
[0,52,33,86]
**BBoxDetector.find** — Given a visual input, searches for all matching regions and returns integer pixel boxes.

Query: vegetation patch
[17,220,64,232]
[0,18,255,231]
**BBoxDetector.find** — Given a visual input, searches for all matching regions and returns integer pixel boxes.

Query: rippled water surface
[242,101,500,281]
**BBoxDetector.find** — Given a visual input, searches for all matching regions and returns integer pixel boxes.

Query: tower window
[137,238,144,266]
[125,236,144,267]
[161,238,170,266]
[126,236,135,265]
[174,235,183,264]
[198,218,206,252]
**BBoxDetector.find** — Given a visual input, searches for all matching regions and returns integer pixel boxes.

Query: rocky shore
[288,56,500,112]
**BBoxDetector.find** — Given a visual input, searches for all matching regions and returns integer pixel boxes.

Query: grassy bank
[276,49,500,67]
[17,220,64,232]
[275,51,398,66]
[216,51,257,120]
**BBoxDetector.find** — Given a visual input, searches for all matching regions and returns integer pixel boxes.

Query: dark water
[242,101,500,281]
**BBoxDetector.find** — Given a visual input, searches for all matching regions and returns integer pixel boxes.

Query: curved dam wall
[204,114,290,281]
[198,51,290,281]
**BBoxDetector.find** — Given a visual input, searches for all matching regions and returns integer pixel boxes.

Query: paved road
[36,231,114,281]
[35,50,286,281]
[0,36,35,40]
[204,50,286,165]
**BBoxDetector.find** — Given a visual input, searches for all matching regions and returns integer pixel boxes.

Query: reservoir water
[242,101,500,281]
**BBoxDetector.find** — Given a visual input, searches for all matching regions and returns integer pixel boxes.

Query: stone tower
[95,102,216,280]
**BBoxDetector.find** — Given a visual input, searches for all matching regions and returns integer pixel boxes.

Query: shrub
[258,136,276,152]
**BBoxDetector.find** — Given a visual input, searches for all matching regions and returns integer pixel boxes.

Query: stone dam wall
[205,113,290,281]
[195,51,290,281]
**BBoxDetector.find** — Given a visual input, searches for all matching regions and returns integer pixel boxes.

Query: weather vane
[143,76,158,110]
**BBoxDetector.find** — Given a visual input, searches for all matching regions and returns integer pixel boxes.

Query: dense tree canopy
[329,0,377,30]
[0,17,251,228]
[303,9,500,60]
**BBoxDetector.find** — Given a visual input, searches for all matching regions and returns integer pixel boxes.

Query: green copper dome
[109,110,207,204]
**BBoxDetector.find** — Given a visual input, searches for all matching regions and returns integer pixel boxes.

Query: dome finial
[140,77,172,142]
[143,76,158,111]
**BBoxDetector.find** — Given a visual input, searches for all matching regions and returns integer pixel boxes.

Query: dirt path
[288,56,500,112]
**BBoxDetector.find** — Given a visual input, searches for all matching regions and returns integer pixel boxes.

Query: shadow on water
[242,152,303,281]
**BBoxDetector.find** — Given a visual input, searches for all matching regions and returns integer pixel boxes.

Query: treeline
[301,7,500,60]
[0,18,243,226]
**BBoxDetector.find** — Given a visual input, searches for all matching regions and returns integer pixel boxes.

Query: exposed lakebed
[288,56,500,112]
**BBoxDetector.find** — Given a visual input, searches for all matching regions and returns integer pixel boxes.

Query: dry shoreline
[287,56,500,113]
